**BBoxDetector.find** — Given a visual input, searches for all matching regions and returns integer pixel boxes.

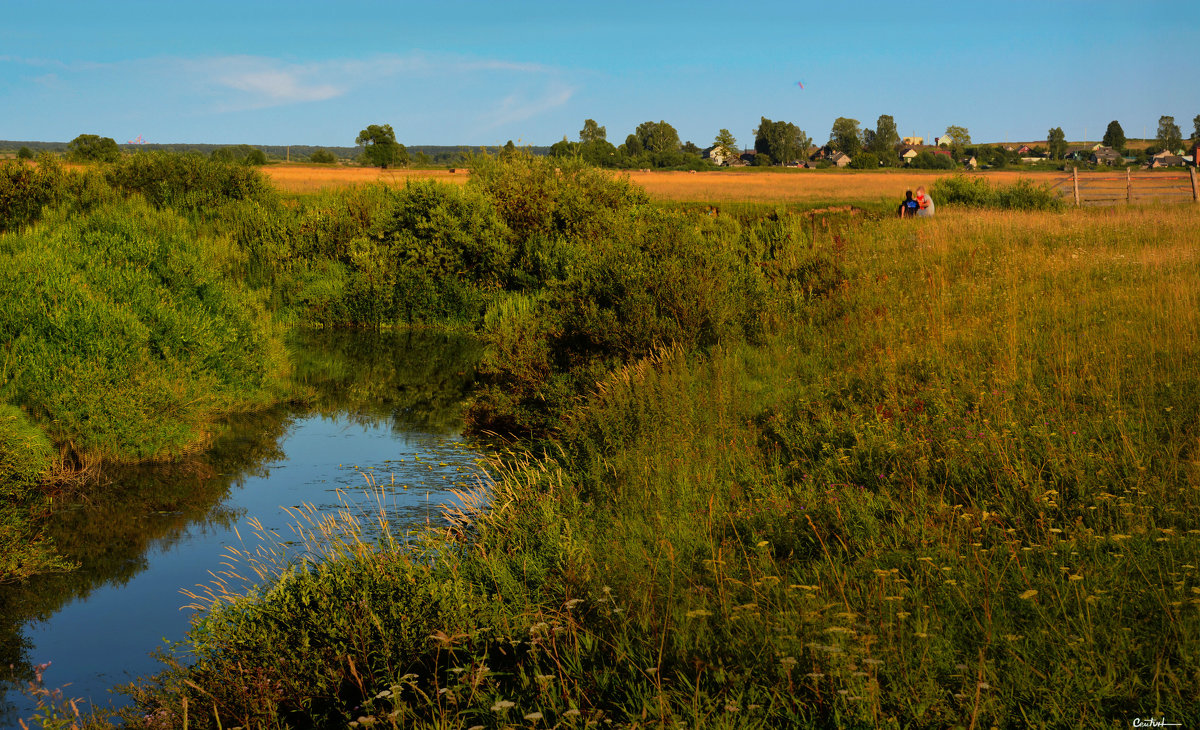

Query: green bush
[0,404,53,495]
[308,148,337,164]
[932,174,1064,210]
[0,199,285,460]
[848,151,879,169]
[66,133,121,163]
[105,151,276,213]
[0,154,67,232]
[212,144,269,166]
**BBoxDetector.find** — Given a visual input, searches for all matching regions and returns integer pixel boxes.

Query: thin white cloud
[478,82,576,132]
[218,68,342,105]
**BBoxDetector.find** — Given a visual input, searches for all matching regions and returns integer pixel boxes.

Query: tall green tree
[755,117,811,166]
[623,133,643,156]
[356,124,408,168]
[944,125,971,147]
[579,119,607,143]
[1102,120,1126,150]
[634,121,680,154]
[16,147,33,160]
[829,117,862,156]
[869,114,901,165]
[1191,114,1200,142]
[66,134,121,163]
[1047,127,1067,160]
[1156,116,1182,152]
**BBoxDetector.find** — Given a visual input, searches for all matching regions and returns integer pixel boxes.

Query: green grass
[103,201,1200,728]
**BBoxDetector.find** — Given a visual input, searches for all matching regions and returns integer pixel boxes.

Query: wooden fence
[1050,167,1199,206]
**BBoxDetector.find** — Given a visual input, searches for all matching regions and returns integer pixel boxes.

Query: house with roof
[1091,147,1122,165]
[901,136,924,146]
[1149,154,1183,168]
[900,147,920,165]
[830,151,852,167]
[935,134,952,147]
[963,156,978,169]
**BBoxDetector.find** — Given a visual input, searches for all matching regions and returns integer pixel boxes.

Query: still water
[0,330,489,725]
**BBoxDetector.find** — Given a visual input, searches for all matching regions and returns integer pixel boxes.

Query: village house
[963,156,978,169]
[900,147,920,165]
[703,145,737,166]
[1091,146,1122,165]
[1149,153,1183,168]
[935,134,952,147]
[829,151,852,167]
[901,136,923,146]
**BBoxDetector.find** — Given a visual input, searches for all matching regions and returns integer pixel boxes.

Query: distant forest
[0,140,551,164]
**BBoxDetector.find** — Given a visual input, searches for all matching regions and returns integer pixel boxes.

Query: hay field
[263,163,1070,205]
[263,164,469,193]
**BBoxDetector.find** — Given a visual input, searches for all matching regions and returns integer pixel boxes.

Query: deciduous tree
[579,119,607,143]
[1192,114,1200,142]
[1047,127,1067,160]
[945,125,971,147]
[634,121,680,154]
[829,117,862,156]
[869,115,901,166]
[66,134,121,163]
[756,117,811,165]
[356,123,408,168]
[1156,116,1182,153]
[712,129,738,165]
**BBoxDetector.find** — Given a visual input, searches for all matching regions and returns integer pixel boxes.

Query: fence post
[1072,167,1080,207]
[1126,167,1132,204]
[1191,166,1199,203]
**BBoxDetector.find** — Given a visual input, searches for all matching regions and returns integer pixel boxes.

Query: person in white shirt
[915,186,935,217]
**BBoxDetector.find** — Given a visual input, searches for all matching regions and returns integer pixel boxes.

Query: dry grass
[262,164,470,194]
[262,163,1075,205]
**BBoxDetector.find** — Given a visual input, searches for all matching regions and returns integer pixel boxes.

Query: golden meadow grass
[262,162,1076,205]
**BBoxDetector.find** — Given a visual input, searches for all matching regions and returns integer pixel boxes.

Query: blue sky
[2,1,1195,148]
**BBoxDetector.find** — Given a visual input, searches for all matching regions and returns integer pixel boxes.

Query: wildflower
[491,700,515,712]
[1068,574,1083,581]
[525,712,545,721]
[686,609,713,618]
[725,704,739,712]
[1019,589,1038,600]
[563,709,582,717]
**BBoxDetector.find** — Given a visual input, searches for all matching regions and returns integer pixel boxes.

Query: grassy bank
[95,194,1200,728]
[0,155,290,580]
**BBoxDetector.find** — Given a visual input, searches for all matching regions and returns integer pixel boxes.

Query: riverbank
[5,153,1197,726]
[115,202,1199,727]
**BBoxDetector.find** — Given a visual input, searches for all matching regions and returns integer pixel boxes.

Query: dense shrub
[932,173,1064,210]
[0,155,67,232]
[0,199,285,460]
[105,151,277,212]
[466,150,648,244]
[848,151,879,169]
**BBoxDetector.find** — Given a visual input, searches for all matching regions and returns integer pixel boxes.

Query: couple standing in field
[898,186,935,218]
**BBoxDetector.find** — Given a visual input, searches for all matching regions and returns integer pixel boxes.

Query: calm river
[0,330,489,726]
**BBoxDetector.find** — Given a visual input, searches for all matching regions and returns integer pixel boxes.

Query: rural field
[262,164,1069,204]
[4,152,1199,728]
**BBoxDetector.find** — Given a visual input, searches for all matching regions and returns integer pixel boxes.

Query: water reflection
[0,330,485,725]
